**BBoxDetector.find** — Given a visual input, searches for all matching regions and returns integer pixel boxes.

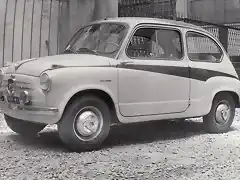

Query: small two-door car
[0,17,240,152]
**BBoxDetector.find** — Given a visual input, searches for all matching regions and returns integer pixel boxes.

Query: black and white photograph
[1,0,240,179]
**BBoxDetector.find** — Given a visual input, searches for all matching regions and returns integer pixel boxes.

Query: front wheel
[203,93,235,133]
[4,115,46,136]
[58,95,111,152]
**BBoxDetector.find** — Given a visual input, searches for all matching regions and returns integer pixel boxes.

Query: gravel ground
[1,111,240,180]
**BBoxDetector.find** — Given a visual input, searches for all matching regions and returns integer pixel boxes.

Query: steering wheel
[103,42,120,53]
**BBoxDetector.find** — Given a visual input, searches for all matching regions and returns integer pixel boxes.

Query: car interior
[126,27,183,60]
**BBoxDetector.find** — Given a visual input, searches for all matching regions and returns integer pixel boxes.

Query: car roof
[96,17,209,33]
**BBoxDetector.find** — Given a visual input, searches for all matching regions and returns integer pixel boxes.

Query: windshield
[65,23,127,58]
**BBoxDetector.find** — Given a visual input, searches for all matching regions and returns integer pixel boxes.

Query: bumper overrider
[0,72,59,124]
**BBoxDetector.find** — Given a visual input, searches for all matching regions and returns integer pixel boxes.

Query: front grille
[2,80,33,91]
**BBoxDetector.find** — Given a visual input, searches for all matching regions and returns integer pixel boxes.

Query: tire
[4,114,46,136]
[58,95,111,152]
[203,93,235,133]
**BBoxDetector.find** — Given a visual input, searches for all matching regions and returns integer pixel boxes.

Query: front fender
[58,84,118,118]
[44,66,118,120]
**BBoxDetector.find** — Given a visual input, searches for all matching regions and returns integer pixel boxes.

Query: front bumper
[0,73,60,124]
[0,101,60,125]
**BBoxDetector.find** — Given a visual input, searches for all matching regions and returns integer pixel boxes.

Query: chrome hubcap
[215,102,231,125]
[74,107,103,141]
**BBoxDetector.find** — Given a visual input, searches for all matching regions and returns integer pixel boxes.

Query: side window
[126,27,183,60]
[186,32,223,62]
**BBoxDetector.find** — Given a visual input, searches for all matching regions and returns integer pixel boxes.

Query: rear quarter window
[186,31,223,63]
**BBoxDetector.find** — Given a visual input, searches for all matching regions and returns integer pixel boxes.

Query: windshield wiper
[63,48,78,54]
[64,47,100,55]
[77,48,99,55]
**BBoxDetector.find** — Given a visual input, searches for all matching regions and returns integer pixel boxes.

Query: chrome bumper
[0,101,60,124]
[7,103,58,113]
[0,74,60,124]
[1,91,58,114]
[0,101,58,115]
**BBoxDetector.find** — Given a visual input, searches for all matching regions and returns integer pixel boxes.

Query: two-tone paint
[0,17,239,125]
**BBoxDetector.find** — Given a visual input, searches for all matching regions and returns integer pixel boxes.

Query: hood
[11,54,112,76]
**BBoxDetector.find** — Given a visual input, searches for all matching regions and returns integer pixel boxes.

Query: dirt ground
[1,111,240,180]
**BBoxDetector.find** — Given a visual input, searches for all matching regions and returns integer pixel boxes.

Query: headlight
[40,72,51,91]
[19,91,30,105]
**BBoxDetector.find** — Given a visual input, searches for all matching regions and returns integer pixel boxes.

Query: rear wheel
[58,95,111,152]
[203,93,235,133]
[4,115,46,136]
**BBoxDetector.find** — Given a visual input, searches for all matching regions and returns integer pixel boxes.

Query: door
[186,31,225,103]
[118,25,190,117]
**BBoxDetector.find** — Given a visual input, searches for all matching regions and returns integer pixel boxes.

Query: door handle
[120,61,134,66]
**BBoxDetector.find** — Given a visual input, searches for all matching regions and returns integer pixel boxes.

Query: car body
[0,17,240,151]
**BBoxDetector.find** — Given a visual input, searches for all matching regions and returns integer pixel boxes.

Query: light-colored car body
[0,17,240,130]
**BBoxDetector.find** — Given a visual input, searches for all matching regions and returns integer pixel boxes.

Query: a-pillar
[58,0,118,54]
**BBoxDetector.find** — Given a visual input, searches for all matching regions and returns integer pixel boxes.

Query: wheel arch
[213,90,240,108]
[59,88,120,124]
[201,77,240,116]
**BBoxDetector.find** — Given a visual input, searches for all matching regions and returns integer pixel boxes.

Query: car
[0,17,240,152]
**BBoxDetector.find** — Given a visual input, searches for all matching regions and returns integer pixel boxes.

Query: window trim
[186,31,224,63]
[67,22,129,47]
[65,22,129,59]
[125,24,185,61]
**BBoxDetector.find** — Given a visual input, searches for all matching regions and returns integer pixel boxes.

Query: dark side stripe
[190,67,238,81]
[118,64,238,82]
